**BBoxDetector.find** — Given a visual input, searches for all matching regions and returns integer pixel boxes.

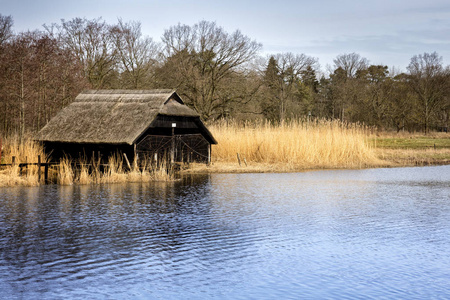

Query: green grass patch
[371,137,450,149]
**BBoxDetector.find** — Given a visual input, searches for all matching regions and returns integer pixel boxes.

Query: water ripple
[1,166,450,299]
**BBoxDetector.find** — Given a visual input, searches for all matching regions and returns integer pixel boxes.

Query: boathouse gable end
[37,90,216,163]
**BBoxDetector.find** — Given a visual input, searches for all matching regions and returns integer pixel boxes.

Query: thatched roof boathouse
[38,90,217,164]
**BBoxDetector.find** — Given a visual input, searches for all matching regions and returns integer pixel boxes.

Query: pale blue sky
[2,0,449,71]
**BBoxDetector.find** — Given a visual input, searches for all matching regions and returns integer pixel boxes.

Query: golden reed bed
[203,119,382,171]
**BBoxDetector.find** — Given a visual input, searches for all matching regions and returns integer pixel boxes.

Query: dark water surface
[1,166,449,299]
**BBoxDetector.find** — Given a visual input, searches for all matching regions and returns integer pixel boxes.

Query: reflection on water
[1,166,450,299]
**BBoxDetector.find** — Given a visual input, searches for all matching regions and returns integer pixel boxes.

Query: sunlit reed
[209,119,380,170]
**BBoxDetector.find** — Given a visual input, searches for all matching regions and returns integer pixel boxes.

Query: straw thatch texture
[160,99,200,117]
[38,90,200,145]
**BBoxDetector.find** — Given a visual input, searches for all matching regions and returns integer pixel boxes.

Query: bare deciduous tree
[0,14,13,46]
[54,17,116,88]
[333,53,369,78]
[110,19,161,89]
[0,26,87,136]
[407,52,449,133]
[0,14,15,133]
[159,21,262,120]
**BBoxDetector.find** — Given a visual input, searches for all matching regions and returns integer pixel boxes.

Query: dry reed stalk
[1,135,47,164]
[0,165,37,186]
[127,169,146,182]
[99,155,125,183]
[0,135,46,186]
[151,159,175,181]
[209,119,381,169]
[77,163,92,185]
[57,158,74,185]
[70,155,175,184]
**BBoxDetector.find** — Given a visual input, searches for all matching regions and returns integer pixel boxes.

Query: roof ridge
[81,89,175,94]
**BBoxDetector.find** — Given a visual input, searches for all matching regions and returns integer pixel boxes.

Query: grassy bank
[372,132,450,149]
[371,132,450,166]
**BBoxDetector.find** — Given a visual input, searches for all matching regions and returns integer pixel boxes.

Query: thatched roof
[38,90,207,145]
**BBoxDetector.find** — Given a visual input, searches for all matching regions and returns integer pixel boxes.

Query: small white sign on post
[172,123,177,128]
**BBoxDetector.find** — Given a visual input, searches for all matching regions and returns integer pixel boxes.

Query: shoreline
[1,132,449,186]
[180,148,450,175]
[1,157,449,188]
[180,160,450,175]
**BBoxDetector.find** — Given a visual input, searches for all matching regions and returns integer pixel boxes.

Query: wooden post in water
[208,145,211,165]
[38,155,41,183]
[12,156,17,176]
[97,151,102,173]
[92,151,95,172]
[44,163,49,184]
[133,144,138,167]
[171,123,176,165]
[19,157,24,176]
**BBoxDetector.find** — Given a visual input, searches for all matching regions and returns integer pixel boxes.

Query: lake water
[0,165,449,299]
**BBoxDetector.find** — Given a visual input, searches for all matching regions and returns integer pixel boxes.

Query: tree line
[1,15,449,139]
